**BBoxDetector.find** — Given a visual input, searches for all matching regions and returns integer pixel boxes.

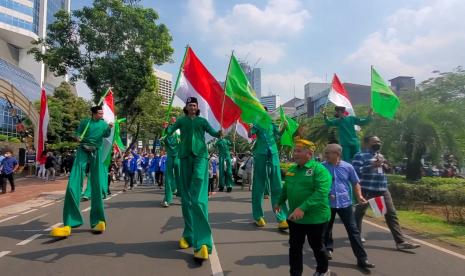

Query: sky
[72,0,465,105]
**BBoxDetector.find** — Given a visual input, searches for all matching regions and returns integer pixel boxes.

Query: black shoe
[357,259,376,269]
[326,250,333,260]
[226,187,232,193]
[219,187,224,192]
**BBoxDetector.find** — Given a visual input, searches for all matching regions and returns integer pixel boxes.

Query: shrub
[0,134,8,141]
[8,137,21,143]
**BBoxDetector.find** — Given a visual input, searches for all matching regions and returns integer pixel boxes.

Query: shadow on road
[12,240,202,268]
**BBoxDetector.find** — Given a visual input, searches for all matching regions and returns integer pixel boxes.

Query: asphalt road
[0,182,464,276]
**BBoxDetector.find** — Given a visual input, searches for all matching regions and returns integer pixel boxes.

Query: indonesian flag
[36,87,49,162]
[368,196,387,217]
[101,90,115,163]
[236,118,252,142]
[175,47,241,139]
[328,74,356,116]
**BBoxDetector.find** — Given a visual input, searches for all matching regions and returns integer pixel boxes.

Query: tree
[29,0,174,126]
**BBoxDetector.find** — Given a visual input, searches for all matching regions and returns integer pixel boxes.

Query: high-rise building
[260,94,280,112]
[304,82,330,98]
[0,0,70,138]
[154,68,172,106]
[239,62,261,98]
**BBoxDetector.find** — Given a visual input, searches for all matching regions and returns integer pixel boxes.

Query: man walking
[248,115,289,230]
[322,144,375,269]
[50,105,113,237]
[0,148,19,193]
[164,97,222,261]
[274,139,332,276]
[352,135,420,250]
[215,137,233,192]
[161,118,180,207]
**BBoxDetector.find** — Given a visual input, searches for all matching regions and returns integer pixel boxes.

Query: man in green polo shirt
[275,139,332,276]
[164,97,222,262]
[50,105,113,237]
[323,106,373,162]
[215,137,233,192]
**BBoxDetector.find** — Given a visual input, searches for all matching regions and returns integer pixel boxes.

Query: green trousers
[164,155,180,204]
[179,154,212,253]
[82,166,109,199]
[252,153,288,222]
[62,147,106,228]
[341,143,360,162]
[218,155,233,189]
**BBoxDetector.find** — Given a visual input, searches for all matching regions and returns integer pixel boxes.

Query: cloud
[185,0,310,65]
[344,0,465,83]
[262,68,323,102]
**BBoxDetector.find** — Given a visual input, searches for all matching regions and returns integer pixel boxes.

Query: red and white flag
[36,87,49,162]
[368,196,387,217]
[175,47,241,138]
[235,118,252,142]
[328,74,356,116]
[101,90,115,161]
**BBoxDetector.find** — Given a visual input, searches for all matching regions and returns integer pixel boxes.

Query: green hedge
[0,134,8,141]
[388,175,465,223]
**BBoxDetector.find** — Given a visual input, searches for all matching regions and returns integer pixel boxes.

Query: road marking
[363,219,465,261]
[0,215,18,224]
[45,222,63,231]
[210,240,224,276]
[40,202,55,208]
[21,209,38,215]
[19,214,48,225]
[0,251,11,258]
[17,234,42,245]
[82,207,91,212]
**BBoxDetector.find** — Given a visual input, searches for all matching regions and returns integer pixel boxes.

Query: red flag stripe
[183,47,241,129]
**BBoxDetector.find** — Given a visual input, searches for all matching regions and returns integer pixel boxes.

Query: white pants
[38,164,46,179]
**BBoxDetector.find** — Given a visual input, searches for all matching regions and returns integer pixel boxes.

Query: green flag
[104,117,126,167]
[371,67,400,119]
[279,107,299,147]
[225,54,271,129]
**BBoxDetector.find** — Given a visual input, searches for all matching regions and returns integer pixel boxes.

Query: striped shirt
[352,150,388,191]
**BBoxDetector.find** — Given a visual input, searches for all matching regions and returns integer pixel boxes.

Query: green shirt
[163,132,180,157]
[251,123,280,155]
[75,118,111,148]
[324,115,372,145]
[166,115,220,159]
[215,138,232,158]
[278,159,332,224]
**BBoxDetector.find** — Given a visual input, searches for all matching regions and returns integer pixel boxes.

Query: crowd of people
[19,98,427,276]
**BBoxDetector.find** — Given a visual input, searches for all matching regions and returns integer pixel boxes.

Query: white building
[154,68,172,106]
[0,0,70,139]
[260,94,280,112]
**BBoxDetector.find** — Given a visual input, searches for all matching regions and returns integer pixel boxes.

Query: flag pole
[232,121,237,153]
[165,45,189,124]
[221,50,234,131]
[370,65,374,110]
[80,87,111,140]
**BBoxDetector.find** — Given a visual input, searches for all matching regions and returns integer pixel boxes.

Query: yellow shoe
[179,237,191,249]
[255,217,266,227]
[194,245,209,260]
[92,221,106,233]
[278,220,289,230]
[50,225,71,237]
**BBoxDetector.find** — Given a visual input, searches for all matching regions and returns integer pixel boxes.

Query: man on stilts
[164,97,222,261]
[215,137,233,193]
[50,105,113,237]
[248,107,289,230]
[161,117,181,207]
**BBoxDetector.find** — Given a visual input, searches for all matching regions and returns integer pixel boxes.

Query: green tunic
[278,159,332,224]
[62,118,111,228]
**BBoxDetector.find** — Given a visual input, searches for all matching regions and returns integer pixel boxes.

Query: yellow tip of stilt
[194,245,209,260]
[179,237,191,249]
[92,221,106,233]
[278,220,289,230]
[50,225,71,237]
[255,217,266,227]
